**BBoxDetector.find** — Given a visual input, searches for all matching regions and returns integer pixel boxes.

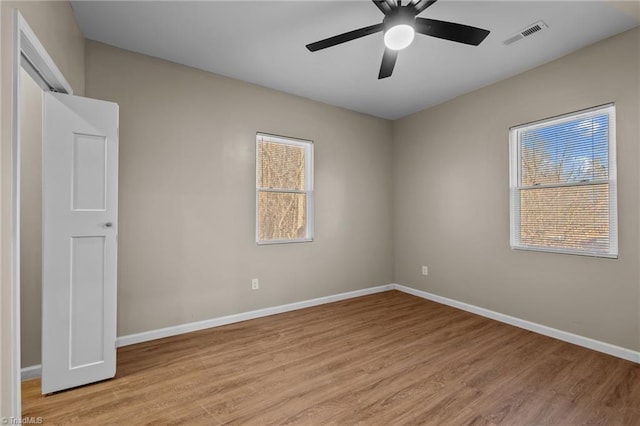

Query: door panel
[71,133,107,211]
[69,236,106,368]
[42,92,118,394]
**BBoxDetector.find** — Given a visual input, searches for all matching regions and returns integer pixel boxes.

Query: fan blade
[306,23,384,52]
[372,0,394,15]
[378,48,398,79]
[415,17,490,46]
[411,0,438,15]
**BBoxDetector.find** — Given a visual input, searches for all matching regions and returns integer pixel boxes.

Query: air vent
[503,21,548,46]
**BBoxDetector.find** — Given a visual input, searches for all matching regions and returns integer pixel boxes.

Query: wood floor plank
[22,291,640,425]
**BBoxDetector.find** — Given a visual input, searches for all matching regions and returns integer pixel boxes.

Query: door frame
[11,10,73,417]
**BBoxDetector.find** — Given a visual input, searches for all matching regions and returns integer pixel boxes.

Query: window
[256,133,314,244]
[509,104,617,258]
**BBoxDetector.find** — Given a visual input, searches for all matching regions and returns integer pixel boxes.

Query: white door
[41,92,119,394]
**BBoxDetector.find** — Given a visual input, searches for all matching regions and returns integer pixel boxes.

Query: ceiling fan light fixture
[305,0,491,79]
[384,24,415,50]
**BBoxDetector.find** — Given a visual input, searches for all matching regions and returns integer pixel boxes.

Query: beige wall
[19,69,42,369]
[393,27,640,351]
[0,0,84,417]
[84,41,394,337]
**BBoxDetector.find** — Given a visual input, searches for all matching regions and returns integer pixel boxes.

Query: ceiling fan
[306,0,490,79]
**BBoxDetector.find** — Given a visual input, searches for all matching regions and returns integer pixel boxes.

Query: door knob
[105,222,113,228]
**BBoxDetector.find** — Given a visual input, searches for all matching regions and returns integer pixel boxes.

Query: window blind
[510,105,617,257]
[256,133,314,244]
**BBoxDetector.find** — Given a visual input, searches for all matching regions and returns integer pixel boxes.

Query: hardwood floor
[22,290,640,425]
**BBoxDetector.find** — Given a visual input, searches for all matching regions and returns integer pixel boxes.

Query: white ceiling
[71,1,639,120]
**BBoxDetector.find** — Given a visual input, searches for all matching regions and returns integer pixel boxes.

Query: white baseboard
[21,364,41,381]
[391,283,640,364]
[22,282,637,380]
[116,284,394,347]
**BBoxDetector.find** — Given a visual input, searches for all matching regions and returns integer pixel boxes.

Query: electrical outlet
[251,278,259,290]
[422,266,428,276]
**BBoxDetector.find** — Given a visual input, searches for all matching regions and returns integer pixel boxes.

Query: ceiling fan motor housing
[383,7,417,32]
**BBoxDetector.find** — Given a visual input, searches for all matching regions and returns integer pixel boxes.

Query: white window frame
[509,104,618,258]
[256,133,314,245]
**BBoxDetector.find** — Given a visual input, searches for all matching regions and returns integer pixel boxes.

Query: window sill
[511,245,618,259]
[257,238,314,246]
